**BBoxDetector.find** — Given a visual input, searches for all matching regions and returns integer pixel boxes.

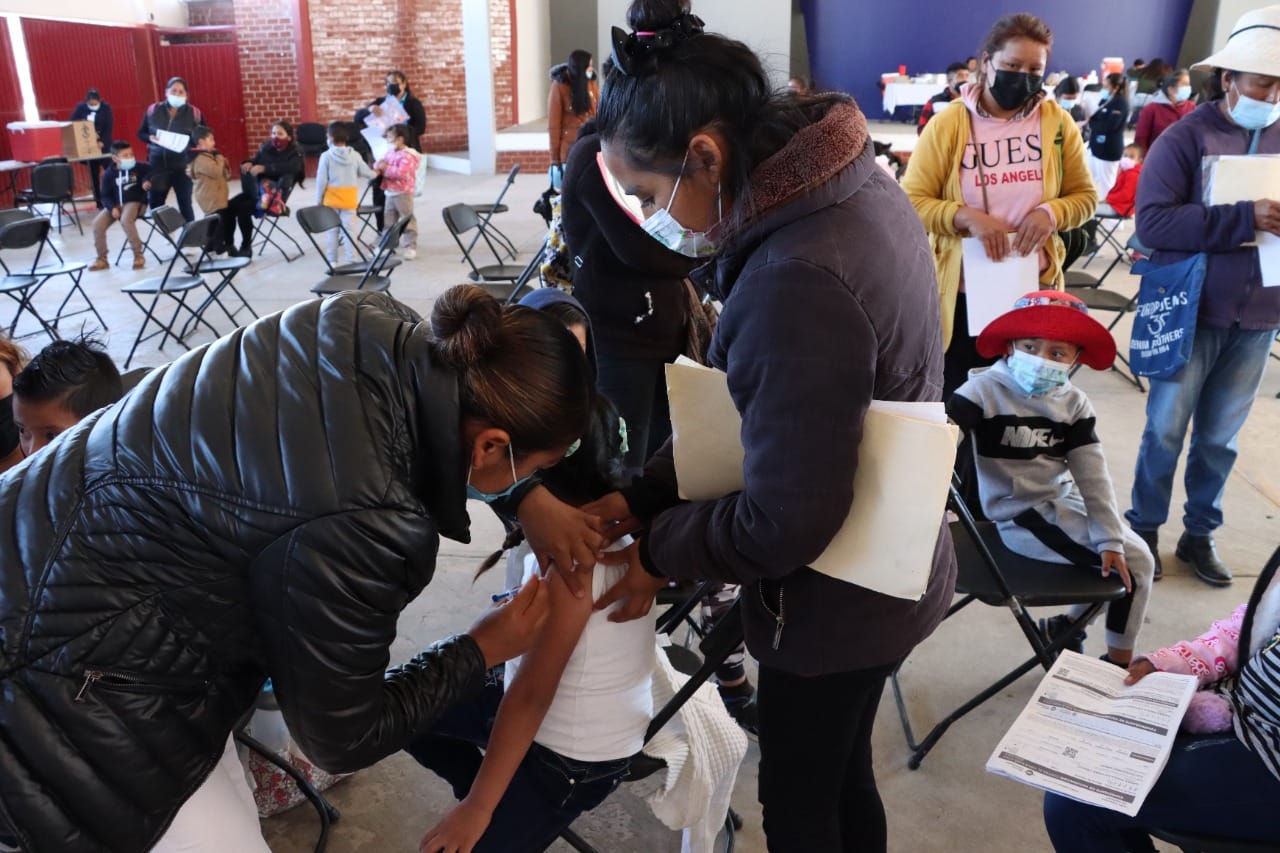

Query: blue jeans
[1043,734,1280,851]
[405,670,631,853]
[1126,325,1276,537]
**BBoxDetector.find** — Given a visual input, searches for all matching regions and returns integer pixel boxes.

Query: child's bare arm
[419,567,594,852]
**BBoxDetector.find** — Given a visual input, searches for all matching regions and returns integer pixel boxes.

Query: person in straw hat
[947,291,1154,669]
[1124,5,1280,589]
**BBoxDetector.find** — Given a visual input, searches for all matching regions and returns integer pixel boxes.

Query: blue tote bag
[1129,254,1207,379]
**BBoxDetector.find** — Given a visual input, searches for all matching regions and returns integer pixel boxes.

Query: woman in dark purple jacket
[519,4,957,851]
[1125,7,1280,589]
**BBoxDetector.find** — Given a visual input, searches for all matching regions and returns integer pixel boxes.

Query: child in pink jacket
[375,123,422,259]
[1043,546,1280,850]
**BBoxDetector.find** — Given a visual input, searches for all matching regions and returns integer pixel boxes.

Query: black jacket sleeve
[137,104,155,144]
[251,508,487,774]
[405,95,427,149]
[98,103,114,150]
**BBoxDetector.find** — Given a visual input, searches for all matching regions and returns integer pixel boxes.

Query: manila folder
[666,358,957,601]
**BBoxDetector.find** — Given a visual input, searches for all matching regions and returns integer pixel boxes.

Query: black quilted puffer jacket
[0,292,488,852]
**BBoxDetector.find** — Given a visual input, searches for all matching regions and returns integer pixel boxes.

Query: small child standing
[947,291,1155,665]
[89,141,151,271]
[188,127,233,253]
[315,121,377,265]
[374,123,421,259]
[12,336,123,458]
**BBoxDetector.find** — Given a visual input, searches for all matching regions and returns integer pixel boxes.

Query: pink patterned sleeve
[1142,603,1247,688]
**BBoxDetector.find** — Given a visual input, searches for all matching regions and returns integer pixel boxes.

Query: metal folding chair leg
[891,598,1106,770]
[252,215,304,262]
[4,285,57,341]
[51,270,107,332]
[116,217,168,267]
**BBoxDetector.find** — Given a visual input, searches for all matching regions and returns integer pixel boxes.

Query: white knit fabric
[643,636,748,853]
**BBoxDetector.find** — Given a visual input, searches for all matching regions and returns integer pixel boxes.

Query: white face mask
[1228,82,1280,130]
[1175,85,1192,101]
[640,150,722,259]
[1118,156,1137,171]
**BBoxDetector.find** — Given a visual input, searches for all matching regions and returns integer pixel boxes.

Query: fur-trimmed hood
[550,63,572,84]
[694,97,874,301]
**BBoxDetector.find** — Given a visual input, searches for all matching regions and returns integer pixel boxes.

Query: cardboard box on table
[6,121,101,161]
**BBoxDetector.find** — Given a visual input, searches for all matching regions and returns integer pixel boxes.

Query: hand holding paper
[962,234,1040,335]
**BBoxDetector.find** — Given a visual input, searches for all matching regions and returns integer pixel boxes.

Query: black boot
[1133,528,1162,580]
[1176,533,1232,587]
[1040,614,1086,654]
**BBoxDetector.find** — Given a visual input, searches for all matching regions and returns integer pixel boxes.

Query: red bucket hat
[976,291,1117,371]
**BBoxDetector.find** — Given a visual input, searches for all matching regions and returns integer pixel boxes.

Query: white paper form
[153,129,190,154]
[1206,155,1280,286]
[363,95,410,131]
[361,128,390,163]
[986,651,1197,816]
[962,235,1040,335]
[664,357,958,601]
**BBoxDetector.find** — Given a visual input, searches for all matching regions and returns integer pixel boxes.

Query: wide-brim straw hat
[1193,5,1280,77]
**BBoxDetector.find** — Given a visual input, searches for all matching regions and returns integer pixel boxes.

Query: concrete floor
[11,124,1280,852]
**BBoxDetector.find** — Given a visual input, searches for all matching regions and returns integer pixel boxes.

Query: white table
[882,82,946,114]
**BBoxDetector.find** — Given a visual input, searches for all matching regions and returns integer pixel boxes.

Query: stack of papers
[1205,154,1280,286]
[986,651,1197,816]
[665,357,958,601]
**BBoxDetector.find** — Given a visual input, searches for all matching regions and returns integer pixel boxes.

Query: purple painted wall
[801,0,1194,118]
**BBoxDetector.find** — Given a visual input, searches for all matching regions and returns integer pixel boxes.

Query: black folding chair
[311,215,410,296]
[250,182,305,262]
[462,164,521,262]
[354,178,382,248]
[121,216,221,368]
[559,584,743,853]
[295,122,328,158]
[0,217,58,340]
[116,205,185,267]
[1082,208,1132,275]
[296,205,405,277]
[442,203,524,300]
[1066,233,1150,392]
[890,479,1128,769]
[17,162,83,235]
[179,247,256,340]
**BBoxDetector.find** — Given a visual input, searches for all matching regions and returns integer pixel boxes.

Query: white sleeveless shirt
[503,539,656,762]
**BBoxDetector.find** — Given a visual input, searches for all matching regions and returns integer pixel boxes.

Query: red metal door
[0,24,24,200]
[153,29,248,167]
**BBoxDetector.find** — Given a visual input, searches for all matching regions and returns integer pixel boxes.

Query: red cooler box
[7,121,68,162]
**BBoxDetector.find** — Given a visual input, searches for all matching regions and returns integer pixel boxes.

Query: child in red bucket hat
[947,291,1154,666]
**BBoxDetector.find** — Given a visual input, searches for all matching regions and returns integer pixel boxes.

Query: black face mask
[386,83,402,97]
[988,69,1043,111]
[0,393,16,457]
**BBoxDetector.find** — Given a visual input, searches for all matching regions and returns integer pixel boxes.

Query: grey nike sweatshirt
[948,359,1125,559]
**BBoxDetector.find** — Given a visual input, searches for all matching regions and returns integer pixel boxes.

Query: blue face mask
[1228,82,1280,130]
[167,94,187,109]
[1007,350,1072,396]
[466,444,534,504]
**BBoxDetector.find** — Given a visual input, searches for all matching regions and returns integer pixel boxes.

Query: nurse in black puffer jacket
[0,286,590,852]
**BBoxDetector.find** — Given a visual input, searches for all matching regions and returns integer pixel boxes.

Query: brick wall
[497,149,553,175]
[231,0,303,143]
[225,0,518,158]
[490,0,514,131]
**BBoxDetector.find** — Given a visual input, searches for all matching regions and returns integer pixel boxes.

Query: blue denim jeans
[1126,325,1276,537]
[1043,734,1280,851]
[405,670,631,853]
